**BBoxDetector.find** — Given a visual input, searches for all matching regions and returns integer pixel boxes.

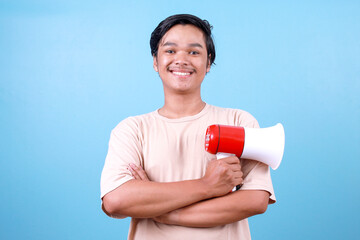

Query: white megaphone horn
[205,123,285,170]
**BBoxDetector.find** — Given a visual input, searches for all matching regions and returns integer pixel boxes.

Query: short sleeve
[100,117,143,199]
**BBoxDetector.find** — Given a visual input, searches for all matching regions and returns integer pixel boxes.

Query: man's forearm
[102,157,243,219]
[154,190,270,228]
[102,178,214,218]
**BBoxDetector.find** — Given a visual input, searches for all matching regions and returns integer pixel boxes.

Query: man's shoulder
[208,104,256,119]
[207,104,259,127]
[112,111,158,133]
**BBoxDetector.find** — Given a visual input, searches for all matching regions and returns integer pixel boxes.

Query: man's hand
[201,156,243,197]
[128,163,150,181]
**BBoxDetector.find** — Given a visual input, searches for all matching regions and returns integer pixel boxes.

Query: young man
[101,14,276,240]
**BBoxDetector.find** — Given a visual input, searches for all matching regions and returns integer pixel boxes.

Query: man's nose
[174,52,189,65]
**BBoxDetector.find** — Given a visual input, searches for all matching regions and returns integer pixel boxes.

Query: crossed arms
[102,156,270,228]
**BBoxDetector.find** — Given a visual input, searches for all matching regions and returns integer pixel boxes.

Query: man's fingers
[220,156,240,165]
[235,176,244,183]
[218,157,242,172]
[129,163,150,181]
[128,164,141,179]
[229,162,241,171]
[135,165,150,181]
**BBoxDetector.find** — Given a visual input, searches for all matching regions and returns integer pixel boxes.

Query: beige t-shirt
[101,104,276,240]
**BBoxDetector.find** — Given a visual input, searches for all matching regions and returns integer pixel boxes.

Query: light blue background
[1,1,359,239]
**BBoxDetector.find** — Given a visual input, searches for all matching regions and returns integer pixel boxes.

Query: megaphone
[205,123,285,170]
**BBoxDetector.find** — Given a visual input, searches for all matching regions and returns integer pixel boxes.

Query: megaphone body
[205,123,285,170]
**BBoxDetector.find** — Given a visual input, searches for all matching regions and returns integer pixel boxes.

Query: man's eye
[190,51,199,55]
[166,50,175,54]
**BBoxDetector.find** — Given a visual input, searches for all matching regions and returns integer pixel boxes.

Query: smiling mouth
[172,71,191,76]
[168,68,194,77]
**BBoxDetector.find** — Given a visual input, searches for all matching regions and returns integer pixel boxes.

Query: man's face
[153,24,211,95]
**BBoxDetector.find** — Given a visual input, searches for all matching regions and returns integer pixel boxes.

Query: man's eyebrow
[161,41,204,48]
[162,41,177,47]
[188,43,203,48]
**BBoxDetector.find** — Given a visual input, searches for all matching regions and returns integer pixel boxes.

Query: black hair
[150,14,216,65]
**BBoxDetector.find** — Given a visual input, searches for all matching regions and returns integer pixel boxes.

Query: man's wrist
[168,209,181,225]
[197,177,216,199]
[154,209,181,225]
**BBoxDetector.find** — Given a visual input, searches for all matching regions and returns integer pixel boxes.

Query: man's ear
[153,56,158,72]
[206,54,211,73]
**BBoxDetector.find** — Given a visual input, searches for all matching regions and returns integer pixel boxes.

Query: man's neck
[158,94,206,119]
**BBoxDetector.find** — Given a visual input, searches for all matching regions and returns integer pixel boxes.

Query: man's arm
[153,189,270,227]
[127,162,270,228]
[102,156,244,218]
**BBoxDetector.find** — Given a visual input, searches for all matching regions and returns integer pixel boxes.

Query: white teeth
[173,71,190,76]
